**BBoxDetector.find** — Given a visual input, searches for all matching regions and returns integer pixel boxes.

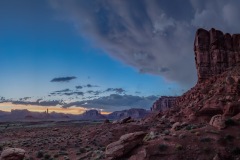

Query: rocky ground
[0,120,147,160]
[0,113,239,160]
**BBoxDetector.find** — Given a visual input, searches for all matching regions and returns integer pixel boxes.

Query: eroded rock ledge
[195,28,240,82]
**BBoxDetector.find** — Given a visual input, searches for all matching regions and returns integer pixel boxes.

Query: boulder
[232,112,240,121]
[0,148,26,160]
[105,131,146,159]
[209,115,226,130]
[171,122,181,131]
[119,116,131,124]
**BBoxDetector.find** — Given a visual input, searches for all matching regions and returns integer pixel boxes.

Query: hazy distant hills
[0,108,149,121]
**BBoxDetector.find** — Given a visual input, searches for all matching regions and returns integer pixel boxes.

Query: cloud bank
[62,94,158,111]
[0,94,158,112]
[50,0,240,87]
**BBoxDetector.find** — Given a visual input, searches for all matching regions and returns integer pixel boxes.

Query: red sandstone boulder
[105,131,146,159]
[0,148,26,160]
[209,114,226,130]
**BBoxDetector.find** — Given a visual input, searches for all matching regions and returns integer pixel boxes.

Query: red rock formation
[194,28,240,83]
[151,96,177,112]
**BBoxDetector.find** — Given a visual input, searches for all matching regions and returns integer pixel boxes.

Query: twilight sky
[0,0,240,114]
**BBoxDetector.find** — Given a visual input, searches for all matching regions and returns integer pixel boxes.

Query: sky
[0,0,240,114]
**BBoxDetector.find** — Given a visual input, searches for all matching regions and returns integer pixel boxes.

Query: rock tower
[194,28,240,82]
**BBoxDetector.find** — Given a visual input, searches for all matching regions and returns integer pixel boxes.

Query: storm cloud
[50,76,77,82]
[50,0,240,87]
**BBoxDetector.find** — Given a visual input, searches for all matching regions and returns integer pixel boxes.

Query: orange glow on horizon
[0,102,111,115]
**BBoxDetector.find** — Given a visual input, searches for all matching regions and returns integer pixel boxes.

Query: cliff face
[195,28,240,82]
[173,28,240,121]
[151,96,177,111]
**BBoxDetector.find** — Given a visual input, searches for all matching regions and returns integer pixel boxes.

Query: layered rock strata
[151,96,177,112]
[195,28,240,82]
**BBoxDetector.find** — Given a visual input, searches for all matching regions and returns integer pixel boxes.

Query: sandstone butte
[106,28,240,160]
[1,28,240,160]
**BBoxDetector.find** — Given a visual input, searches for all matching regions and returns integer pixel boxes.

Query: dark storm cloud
[105,88,125,94]
[62,94,158,111]
[50,0,240,87]
[50,76,77,82]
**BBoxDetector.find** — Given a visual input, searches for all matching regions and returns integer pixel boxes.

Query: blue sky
[1,0,239,112]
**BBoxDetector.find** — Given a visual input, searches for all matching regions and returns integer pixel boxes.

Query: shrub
[200,137,212,143]
[36,150,44,158]
[225,118,235,126]
[175,144,183,150]
[53,154,59,158]
[79,147,86,153]
[44,154,51,159]
[202,147,211,154]
[158,144,168,151]
[231,147,240,155]
[224,134,235,141]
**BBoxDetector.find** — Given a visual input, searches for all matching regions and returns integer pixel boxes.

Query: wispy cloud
[50,76,77,82]
[85,84,99,88]
[105,88,126,94]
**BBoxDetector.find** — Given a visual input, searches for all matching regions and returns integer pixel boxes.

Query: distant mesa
[79,110,106,120]
[151,96,177,112]
[107,108,149,120]
[79,108,149,120]
[194,28,240,83]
